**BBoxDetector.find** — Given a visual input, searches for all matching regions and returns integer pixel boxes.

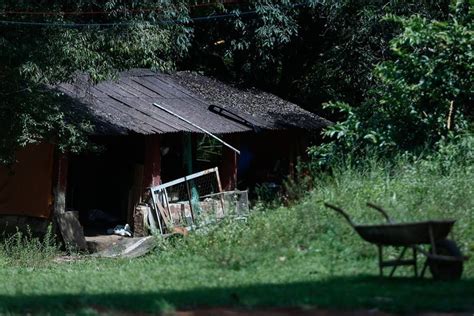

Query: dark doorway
[67,135,145,235]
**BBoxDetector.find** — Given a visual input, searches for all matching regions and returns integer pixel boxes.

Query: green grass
[0,157,473,314]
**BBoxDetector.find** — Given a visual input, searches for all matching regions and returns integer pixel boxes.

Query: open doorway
[66,135,145,236]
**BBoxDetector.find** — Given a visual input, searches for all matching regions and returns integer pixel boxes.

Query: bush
[0,224,60,267]
[161,153,474,276]
[312,9,473,166]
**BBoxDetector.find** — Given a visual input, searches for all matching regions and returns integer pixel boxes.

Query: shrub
[161,154,474,276]
[0,224,60,267]
[311,9,473,166]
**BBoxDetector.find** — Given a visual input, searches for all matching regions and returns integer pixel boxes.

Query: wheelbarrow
[324,202,469,280]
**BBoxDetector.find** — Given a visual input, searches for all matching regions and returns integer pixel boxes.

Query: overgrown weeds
[163,152,474,275]
[0,224,60,267]
[0,153,472,314]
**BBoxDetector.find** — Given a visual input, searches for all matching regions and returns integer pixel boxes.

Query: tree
[313,4,473,164]
[0,0,192,164]
[286,0,451,111]
[182,0,307,88]
[183,0,450,110]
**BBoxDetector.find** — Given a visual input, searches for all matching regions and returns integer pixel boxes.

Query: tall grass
[0,224,60,267]
[164,154,474,276]
[0,154,472,314]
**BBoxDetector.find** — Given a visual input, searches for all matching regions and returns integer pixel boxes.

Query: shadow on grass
[1,275,474,314]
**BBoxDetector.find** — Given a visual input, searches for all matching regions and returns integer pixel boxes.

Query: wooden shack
[0,69,331,247]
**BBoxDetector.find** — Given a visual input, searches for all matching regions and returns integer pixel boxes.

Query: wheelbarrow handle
[366,202,393,223]
[324,203,355,227]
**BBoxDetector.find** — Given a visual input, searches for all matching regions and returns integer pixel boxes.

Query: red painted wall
[143,134,161,188]
[0,143,54,218]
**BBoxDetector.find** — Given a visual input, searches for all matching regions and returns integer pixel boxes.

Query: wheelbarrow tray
[354,220,455,246]
[323,203,466,279]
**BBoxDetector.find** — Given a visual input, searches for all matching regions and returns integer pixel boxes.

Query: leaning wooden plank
[55,212,88,251]
[149,190,164,234]
[92,236,156,258]
[146,206,159,235]
[155,198,171,226]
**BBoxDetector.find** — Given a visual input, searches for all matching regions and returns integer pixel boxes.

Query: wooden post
[289,134,296,180]
[183,133,200,220]
[53,153,68,217]
[143,134,162,188]
[142,135,162,234]
[53,152,87,251]
[220,134,239,190]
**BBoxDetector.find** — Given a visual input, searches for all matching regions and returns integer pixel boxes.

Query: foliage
[0,1,192,164]
[292,0,451,109]
[174,152,473,272]
[186,1,450,108]
[282,158,314,203]
[0,224,59,267]
[185,0,311,86]
[0,155,473,314]
[311,9,473,165]
[0,0,459,164]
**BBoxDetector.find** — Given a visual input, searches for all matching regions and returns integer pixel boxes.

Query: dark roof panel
[57,69,331,135]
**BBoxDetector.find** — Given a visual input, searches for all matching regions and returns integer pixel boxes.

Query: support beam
[53,153,68,217]
[183,133,200,216]
[143,134,162,188]
[53,152,87,251]
[220,134,239,190]
[289,136,296,179]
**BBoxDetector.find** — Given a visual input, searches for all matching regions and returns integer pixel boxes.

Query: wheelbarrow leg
[378,245,383,277]
[413,225,436,278]
[419,224,437,279]
[429,225,437,255]
[389,247,408,277]
[413,246,418,278]
[421,258,429,278]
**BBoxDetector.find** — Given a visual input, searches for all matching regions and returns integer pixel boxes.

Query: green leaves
[313,7,473,165]
[0,0,193,163]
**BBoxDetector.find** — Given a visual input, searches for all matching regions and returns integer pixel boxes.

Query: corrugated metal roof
[57,69,331,135]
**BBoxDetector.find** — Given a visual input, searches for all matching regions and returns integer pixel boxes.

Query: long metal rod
[150,167,218,191]
[152,102,240,155]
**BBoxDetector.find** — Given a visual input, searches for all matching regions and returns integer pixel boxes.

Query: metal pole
[152,103,240,155]
[378,245,383,277]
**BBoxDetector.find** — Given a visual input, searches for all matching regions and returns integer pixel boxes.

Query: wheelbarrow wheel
[428,239,463,281]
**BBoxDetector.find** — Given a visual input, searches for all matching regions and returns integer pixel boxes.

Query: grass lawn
[1,251,473,314]
[1,158,473,314]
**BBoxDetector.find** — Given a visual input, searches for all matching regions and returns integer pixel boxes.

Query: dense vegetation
[0,1,473,313]
[1,0,472,163]
[0,0,191,164]
[314,10,473,164]
[1,155,473,314]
